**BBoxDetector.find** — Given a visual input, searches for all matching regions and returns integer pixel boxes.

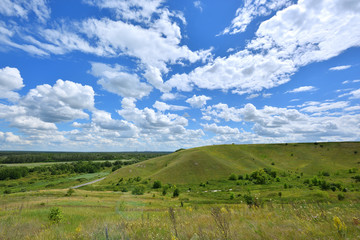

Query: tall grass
[1,189,360,239]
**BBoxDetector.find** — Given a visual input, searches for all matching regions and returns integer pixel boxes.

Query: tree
[173,188,180,197]
[153,180,162,189]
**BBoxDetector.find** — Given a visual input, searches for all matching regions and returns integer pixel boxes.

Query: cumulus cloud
[168,0,360,95]
[286,86,316,93]
[202,102,360,141]
[116,98,204,144]
[0,131,22,143]
[90,62,152,99]
[221,0,292,35]
[201,123,240,135]
[0,66,24,101]
[20,79,94,123]
[153,101,188,112]
[186,94,211,108]
[329,65,351,71]
[80,17,208,71]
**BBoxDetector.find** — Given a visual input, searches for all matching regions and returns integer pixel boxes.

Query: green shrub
[3,189,11,194]
[337,193,345,201]
[65,188,75,196]
[162,187,168,196]
[48,207,63,223]
[228,173,237,181]
[153,180,162,189]
[132,185,145,195]
[173,188,180,197]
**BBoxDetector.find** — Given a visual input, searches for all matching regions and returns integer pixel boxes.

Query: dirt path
[71,177,106,189]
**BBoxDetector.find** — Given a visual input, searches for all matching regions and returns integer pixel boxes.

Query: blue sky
[0,0,359,151]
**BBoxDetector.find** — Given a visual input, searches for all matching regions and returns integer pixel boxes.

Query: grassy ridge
[102,142,360,184]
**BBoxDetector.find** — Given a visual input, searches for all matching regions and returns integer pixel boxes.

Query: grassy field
[1,188,360,239]
[0,142,359,239]
[103,142,360,184]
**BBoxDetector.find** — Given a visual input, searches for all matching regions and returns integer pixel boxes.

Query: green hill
[102,142,360,185]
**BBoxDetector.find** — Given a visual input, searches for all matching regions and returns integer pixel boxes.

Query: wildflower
[333,216,347,237]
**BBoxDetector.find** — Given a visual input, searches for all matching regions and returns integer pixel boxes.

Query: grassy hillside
[101,142,360,185]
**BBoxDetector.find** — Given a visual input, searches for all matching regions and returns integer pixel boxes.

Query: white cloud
[221,0,292,35]
[90,62,152,99]
[83,0,164,23]
[300,101,349,113]
[167,49,296,94]
[286,86,316,93]
[10,116,57,130]
[115,97,204,145]
[21,79,94,123]
[185,94,211,108]
[0,0,50,23]
[349,89,360,99]
[0,66,24,101]
[168,0,360,95]
[143,65,171,92]
[343,79,360,84]
[201,123,240,135]
[81,17,208,71]
[153,101,188,112]
[0,131,22,143]
[202,102,360,141]
[345,106,360,112]
[193,1,203,12]
[160,92,180,101]
[329,65,351,71]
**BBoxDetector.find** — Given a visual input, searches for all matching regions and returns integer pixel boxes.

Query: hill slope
[102,142,360,185]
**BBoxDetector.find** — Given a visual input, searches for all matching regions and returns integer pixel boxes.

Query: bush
[65,188,75,196]
[3,189,11,194]
[153,180,162,189]
[132,185,145,195]
[48,207,63,223]
[228,173,237,181]
[173,188,180,197]
[338,193,345,201]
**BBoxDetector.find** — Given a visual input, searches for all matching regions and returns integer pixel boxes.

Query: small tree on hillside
[153,180,162,189]
[173,188,180,197]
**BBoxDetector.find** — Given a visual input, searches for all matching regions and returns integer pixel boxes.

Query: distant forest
[0,151,171,164]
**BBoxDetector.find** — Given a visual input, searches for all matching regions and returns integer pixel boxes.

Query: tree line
[0,160,135,180]
[0,152,170,164]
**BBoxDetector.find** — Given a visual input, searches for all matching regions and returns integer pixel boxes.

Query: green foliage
[153,180,162,189]
[228,173,237,181]
[338,193,345,201]
[0,151,170,164]
[65,188,75,196]
[3,189,11,194]
[352,175,360,182]
[48,207,63,223]
[131,185,145,195]
[0,167,28,180]
[229,193,234,200]
[173,188,180,197]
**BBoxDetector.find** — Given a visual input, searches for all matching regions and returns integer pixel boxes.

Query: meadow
[0,143,359,239]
